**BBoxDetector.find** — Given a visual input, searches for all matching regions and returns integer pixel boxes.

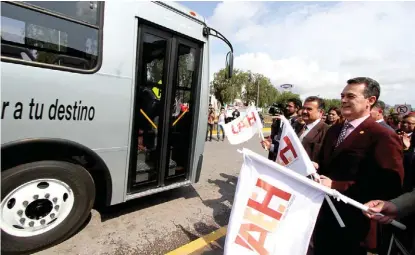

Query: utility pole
[256,79,259,107]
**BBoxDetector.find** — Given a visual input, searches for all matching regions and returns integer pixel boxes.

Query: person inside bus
[136,83,161,154]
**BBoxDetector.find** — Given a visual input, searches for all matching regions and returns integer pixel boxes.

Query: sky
[180,1,415,107]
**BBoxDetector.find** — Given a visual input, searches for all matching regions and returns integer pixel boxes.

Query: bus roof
[156,1,206,23]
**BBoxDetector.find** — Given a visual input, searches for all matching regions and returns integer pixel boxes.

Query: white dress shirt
[344,115,370,139]
[299,118,321,142]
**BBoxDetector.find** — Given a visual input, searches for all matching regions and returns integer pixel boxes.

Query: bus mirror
[225,51,234,79]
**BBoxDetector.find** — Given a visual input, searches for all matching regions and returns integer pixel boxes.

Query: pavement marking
[211,127,271,135]
[165,226,228,255]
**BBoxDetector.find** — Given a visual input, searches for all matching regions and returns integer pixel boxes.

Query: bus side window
[0,1,103,73]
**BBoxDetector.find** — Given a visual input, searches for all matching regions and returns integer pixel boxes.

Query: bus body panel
[190,40,210,183]
[1,62,133,205]
[1,1,210,205]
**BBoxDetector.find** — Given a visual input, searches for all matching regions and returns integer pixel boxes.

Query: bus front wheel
[1,160,96,254]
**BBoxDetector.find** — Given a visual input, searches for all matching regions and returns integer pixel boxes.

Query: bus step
[135,158,178,182]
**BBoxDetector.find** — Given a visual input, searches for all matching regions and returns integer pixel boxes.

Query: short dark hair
[304,96,325,110]
[389,113,402,124]
[373,100,386,111]
[347,77,380,107]
[287,98,302,109]
[403,114,415,120]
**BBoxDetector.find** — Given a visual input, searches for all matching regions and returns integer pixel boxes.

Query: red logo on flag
[278,136,298,165]
[234,178,293,255]
[231,111,258,134]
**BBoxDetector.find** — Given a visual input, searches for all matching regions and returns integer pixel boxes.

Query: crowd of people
[260,77,414,255]
[205,104,241,141]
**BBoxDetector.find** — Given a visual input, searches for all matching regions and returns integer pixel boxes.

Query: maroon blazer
[318,116,404,199]
[314,116,404,254]
[301,120,329,164]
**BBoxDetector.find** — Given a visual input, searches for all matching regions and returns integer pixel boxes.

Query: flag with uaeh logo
[224,149,325,255]
[275,116,316,176]
[221,107,264,145]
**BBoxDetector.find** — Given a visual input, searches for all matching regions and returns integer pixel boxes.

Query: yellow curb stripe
[165,226,228,255]
[211,128,271,135]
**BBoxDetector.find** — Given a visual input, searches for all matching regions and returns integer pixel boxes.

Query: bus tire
[1,160,96,254]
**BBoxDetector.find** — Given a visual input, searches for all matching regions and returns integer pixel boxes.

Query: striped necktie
[336,122,352,147]
[299,125,308,141]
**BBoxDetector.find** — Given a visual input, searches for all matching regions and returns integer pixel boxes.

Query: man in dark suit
[261,97,328,164]
[370,100,394,131]
[399,114,415,192]
[363,188,415,255]
[313,77,405,255]
[267,98,302,161]
[298,96,329,163]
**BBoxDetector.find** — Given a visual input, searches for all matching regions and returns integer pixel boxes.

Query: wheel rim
[1,178,75,237]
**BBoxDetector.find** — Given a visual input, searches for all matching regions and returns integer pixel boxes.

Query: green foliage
[273,92,301,106]
[322,98,341,112]
[210,68,347,113]
[211,68,293,107]
[210,68,245,105]
[241,71,280,108]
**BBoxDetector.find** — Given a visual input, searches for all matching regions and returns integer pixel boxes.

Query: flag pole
[311,174,345,227]
[254,107,268,151]
[335,192,406,230]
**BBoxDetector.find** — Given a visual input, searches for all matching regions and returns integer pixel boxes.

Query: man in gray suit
[371,100,394,131]
[364,189,415,254]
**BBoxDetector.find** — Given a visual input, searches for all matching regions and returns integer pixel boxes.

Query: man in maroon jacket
[313,77,404,255]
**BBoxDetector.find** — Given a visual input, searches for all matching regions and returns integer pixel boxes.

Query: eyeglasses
[402,121,415,125]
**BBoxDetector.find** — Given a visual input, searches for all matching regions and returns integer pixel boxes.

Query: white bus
[0,1,233,253]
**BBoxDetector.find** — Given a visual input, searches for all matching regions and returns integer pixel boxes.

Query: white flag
[222,107,264,145]
[225,149,325,255]
[275,116,316,176]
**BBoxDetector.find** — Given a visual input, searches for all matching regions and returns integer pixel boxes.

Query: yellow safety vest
[152,80,162,100]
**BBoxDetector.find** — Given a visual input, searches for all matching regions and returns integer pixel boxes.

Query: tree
[242,72,278,108]
[274,91,301,106]
[262,82,280,107]
[211,68,283,108]
[210,68,245,105]
[322,98,341,112]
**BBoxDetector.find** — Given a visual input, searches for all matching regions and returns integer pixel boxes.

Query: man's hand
[260,136,272,150]
[319,175,332,188]
[363,200,398,224]
[311,161,319,170]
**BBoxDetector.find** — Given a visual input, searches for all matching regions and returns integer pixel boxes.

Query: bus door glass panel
[135,32,167,186]
[165,43,198,182]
